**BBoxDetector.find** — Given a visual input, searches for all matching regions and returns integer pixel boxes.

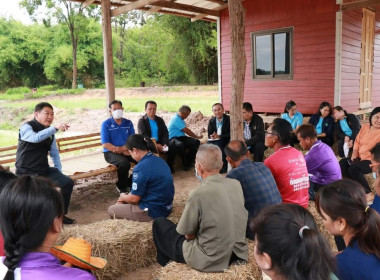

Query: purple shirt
[305,140,342,185]
[1,252,95,280]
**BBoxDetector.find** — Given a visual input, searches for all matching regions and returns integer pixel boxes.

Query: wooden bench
[0,132,118,180]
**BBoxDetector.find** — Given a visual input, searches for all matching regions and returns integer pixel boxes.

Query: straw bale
[167,191,190,224]
[58,219,156,280]
[154,241,262,280]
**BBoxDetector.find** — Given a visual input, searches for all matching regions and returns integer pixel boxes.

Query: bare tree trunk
[228,0,246,140]
[71,35,78,89]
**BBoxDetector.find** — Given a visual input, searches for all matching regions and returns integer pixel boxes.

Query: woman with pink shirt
[339,107,380,198]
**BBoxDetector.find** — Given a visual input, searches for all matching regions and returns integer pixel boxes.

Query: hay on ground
[154,241,262,280]
[58,219,156,280]
[167,191,190,224]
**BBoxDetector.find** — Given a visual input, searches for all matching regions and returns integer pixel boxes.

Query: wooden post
[101,0,115,109]
[228,0,246,140]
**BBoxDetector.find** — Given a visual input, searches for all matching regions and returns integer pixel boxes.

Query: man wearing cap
[101,100,135,193]
[137,100,176,173]
[15,102,75,225]
[242,102,266,162]
[152,144,248,272]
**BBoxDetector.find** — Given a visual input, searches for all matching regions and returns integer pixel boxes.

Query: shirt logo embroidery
[132,182,138,190]
[133,173,138,180]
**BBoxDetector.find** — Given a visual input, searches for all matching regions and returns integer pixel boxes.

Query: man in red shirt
[264,118,309,208]
[0,167,18,256]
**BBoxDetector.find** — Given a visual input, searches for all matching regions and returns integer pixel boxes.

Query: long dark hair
[251,204,335,280]
[125,134,157,154]
[317,101,332,116]
[284,100,296,113]
[333,105,348,117]
[316,179,380,258]
[0,176,64,280]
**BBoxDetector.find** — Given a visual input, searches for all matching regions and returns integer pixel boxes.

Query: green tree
[20,0,100,88]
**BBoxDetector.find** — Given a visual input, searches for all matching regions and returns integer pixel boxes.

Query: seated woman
[339,107,380,197]
[370,142,380,213]
[309,101,335,146]
[281,100,303,144]
[0,176,96,280]
[333,106,361,158]
[316,180,380,280]
[108,134,174,221]
[251,204,336,280]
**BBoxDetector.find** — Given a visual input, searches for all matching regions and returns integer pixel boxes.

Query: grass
[0,130,18,147]
[1,96,218,114]
[0,88,86,101]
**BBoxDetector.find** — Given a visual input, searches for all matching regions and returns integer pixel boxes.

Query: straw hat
[51,238,107,270]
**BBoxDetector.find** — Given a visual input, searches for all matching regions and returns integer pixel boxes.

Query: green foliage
[0,88,85,101]
[5,87,30,95]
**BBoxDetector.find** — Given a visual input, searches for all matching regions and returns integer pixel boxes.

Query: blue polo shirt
[371,194,380,214]
[168,113,186,139]
[337,240,380,280]
[100,117,135,152]
[339,118,353,137]
[316,117,323,134]
[130,153,174,219]
[281,111,303,130]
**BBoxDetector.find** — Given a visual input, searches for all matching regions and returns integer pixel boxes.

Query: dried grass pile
[154,241,262,280]
[58,219,156,280]
[167,191,190,223]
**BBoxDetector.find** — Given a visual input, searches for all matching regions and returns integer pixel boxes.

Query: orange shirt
[353,123,380,160]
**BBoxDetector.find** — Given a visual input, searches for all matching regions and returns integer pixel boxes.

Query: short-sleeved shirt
[100,117,135,152]
[337,240,380,280]
[371,194,380,214]
[305,140,342,185]
[281,111,303,130]
[264,145,309,208]
[340,119,353,137]
[148,118,159,141]
[168,113,186,139]
[227,159,282,219]
[130,153,174,219]
[176,174,248,272]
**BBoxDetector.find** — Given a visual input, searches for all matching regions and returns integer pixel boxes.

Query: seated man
[15,102,75,224]
[207,103,230,173]
[153,144,248,272]
[168,105,202,171]
[225,140,282,239]
[264,118,309,208]
[242,102,265,162]
[101,100,135,193]
[297,124,342,200]
[137,100,175,173]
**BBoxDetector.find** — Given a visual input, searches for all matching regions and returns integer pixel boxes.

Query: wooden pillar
[101,0,115,108]
[228,0,246,140]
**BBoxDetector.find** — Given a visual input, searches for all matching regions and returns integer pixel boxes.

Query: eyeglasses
[265,132,277,136]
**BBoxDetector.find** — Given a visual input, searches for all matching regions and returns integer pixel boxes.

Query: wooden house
[219,0,380,114]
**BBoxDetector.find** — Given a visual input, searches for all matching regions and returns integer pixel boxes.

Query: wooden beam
[151,1,220,17]
[82,0,96,8]
[206,0,227,4]
[341,0,380,10]
[191,13,207,22]
[146,5,161,15]
[111,0,158,17]
[101,0,115,108]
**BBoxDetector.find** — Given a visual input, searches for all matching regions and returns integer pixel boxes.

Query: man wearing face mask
[101,100,135,193]
[152,144,248,272]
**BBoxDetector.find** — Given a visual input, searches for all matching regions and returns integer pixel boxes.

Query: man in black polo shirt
[15,102,75,224]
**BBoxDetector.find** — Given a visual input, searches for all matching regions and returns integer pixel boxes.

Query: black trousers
[104,152,135,193]
[337,138,353,158]
[169,136,200,170]
[309,180,325,201]
[339,158,372,193]
[152,217,186,266]
[47,167,74,215]
[247,141,266,162]
[165,141,178,172]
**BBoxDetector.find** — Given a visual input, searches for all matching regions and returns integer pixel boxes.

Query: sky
[0,0,44,25]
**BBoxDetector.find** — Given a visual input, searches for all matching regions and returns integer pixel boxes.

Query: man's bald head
[224,140,248,162]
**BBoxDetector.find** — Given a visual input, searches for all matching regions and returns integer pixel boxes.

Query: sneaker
[63,216,76,225]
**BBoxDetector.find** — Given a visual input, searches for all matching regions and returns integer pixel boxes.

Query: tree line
[0,3,217,91]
